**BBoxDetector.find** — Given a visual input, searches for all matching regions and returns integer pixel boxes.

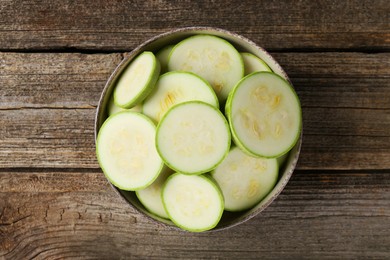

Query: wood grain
[2,52,389,110]
[1,0,388,258]
[0,170,389,259]
[0,109,96,168]
[0,52,389,170]
[1,107,389,170]
[0,52,122,109]
[0,0,389,51]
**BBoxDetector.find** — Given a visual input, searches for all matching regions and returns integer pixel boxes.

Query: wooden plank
[0,52,389,169]
[0,170,389,259]
[1,52,389,109]
[0,52,122,108]
[274,52,390,110]
[1,107,389,170]
[300,107,390,170]
[0,109,96,168]
[0,0,389,51]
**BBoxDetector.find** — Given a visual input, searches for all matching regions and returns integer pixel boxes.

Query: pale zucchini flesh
[107,94,142,116]
[142,71,219,122]
[114,51,160,108]
[156,101,231,175]
[212,146,278,211]
[168,35,244,101]
[227,72,301,158]
[136,166,172,219]
[162,173,224,232]
[156,45,174,73]
[241,52,272,75]
[96,112,163,191]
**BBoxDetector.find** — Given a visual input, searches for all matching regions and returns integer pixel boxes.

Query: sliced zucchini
[136,166,172,219]
[162,173,224,232]
[107,94,142,116]
[156,45,174,73]
[143,71,219,122]
[114,51,160,108]
[168,35,244,101]
[226,72,301,158]
[211,146,278,211]
[156,101,231,175]
[240,52,272,75]
[96,111,163,190]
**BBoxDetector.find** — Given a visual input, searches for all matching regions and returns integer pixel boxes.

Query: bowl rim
[94,26,302,232]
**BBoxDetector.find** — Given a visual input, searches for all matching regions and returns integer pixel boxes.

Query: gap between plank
[0,168,389,175]
[0,168,102,174]
[0,47,389,54]
[0,106,97,111]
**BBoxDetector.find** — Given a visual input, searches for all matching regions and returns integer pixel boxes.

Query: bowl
[95,27,302,231]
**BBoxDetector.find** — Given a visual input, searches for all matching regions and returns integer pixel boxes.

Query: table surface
[1,0,389,259]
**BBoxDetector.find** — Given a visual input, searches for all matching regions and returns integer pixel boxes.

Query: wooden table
[1,0,389,259]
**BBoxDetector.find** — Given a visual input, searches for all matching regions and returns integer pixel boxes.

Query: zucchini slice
[226,72,301,158]
[168,35,244,101]
[211,146,278,211]
[156,101,231,175]
[162,173,224,232]
[96,112,163,190]
[107,94,142,116]
[240,52,272,75]
[143,71,218,123]
[136,166,172,219]
[156,45,174,73]
[114,51,160,108]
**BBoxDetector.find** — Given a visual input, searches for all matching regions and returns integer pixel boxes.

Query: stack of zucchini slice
[96,34,301,232]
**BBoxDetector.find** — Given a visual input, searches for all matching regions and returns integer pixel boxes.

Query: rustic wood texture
[1,170,389,259]
[1,0,389,258]
[0,0,389,51]
[1,52,389,170]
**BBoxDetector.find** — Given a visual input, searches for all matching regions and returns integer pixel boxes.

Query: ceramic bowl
[95,27,302,231]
